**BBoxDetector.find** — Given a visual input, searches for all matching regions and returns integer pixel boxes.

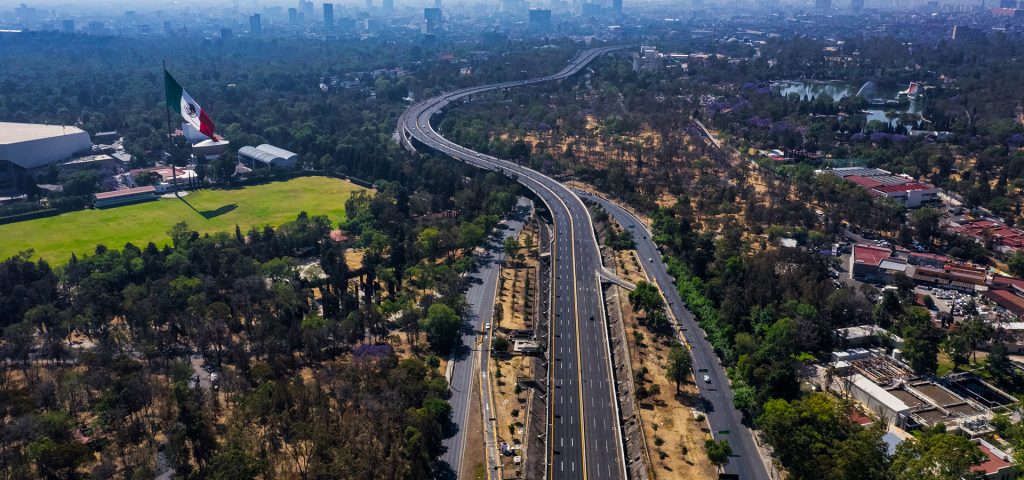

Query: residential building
[632,45,664,72]
[947,218,1024,256]
[835,325,904,349]
[288,8,298,24]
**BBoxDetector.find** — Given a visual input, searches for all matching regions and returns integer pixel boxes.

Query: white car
[703,375,711,384]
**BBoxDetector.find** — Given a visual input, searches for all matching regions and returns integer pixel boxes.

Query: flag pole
[163,60,179,197]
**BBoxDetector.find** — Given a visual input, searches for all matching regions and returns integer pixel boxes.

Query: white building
[0,122,93,170]
[847,374,911,426]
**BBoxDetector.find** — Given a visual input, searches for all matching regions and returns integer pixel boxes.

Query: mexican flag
[164,70,216,139]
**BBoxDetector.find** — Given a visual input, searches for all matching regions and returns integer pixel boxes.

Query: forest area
[0,32,576,479]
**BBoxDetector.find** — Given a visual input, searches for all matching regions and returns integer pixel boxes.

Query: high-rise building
[62,19,74,33]
[613,0,622,14]
[220,27,233,39]
[434,0,442,9]
[301,0,315,18]
[288,8,298,23]
[581,2,601,15]
[528,9,552,30]
[851,0,864,10]
[384,0,395,11]
[14,3,39,23]
[87,21,104,35]
[249,14,262,34]
[1000,0,1017,8]
[163,21,173,35]
[323,3,334,29]
[815,0,831,9]
[423,7,442,34]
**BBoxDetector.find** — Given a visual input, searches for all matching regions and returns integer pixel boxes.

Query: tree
[958,316,993,363]
[1009,252,1024,278]
[628,281,664,316]
[900,308,941,375]
[832,428,891,480]
[757,393,876,480]
[417,227,442,260]
[989,342,1010,375]
[521,234,536,257]
[666,345,692,393]
[704,439,732,472]
[421,303,462,354]
[502,237,520,264]
[168,221,193,248]
[910,208,942,245]
[890,429,985,480]
[942,331,970,370]
[492,335,510,354]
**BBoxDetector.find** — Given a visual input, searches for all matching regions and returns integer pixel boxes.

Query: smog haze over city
[3,0,1024,479]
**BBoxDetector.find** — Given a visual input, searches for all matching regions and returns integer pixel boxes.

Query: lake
[775,80,922,126]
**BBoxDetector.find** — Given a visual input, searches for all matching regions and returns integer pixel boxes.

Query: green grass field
[0,176,365,264]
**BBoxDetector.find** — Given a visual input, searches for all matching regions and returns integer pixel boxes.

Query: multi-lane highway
[580,192,770,480]
[399,47,627,480]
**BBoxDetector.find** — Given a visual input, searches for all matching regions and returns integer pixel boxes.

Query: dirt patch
[488,223,541,473]
[610,248,717,479]
[462,370,487,480]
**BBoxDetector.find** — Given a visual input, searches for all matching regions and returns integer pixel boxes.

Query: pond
[775,80,922,126]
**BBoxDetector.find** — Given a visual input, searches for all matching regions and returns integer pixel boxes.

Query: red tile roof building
[831,167,939,207]
[972,439,1016,480]
[850,244,895,282]
[948,218,1024,256]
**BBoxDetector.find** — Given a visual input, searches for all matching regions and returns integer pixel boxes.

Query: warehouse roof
[0,122,87,144]
[255,144,298,160]
[853,374,911,413]
[238,146,282,165]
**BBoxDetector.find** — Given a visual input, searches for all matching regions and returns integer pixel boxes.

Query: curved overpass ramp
[400,47,628,480]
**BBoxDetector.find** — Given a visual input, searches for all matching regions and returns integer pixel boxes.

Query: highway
[580,192,770,480]
[399,47,627,480]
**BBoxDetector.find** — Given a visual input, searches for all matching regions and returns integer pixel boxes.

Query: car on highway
[703,375,711,384]
[648,257,654,263]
